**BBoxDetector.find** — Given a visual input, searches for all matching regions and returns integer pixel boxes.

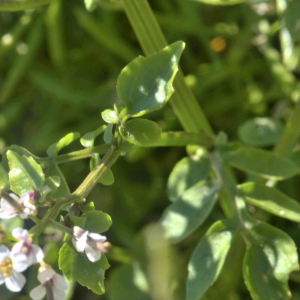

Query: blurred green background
[1,0,300,299]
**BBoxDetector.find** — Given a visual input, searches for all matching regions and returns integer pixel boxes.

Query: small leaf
[168,156,211,202]
[69,215,86,229]
[47,132,80,157]
[161,180,221,243]
[80,126,107,148]
[193,0,249,5]
[119,119,161,146]
[59,241,109,295]
[238,182,300,222]
[114,104,124,115]
[90,154,114,185]
[45,164,70,198]
[238,118,284,147]
[104,124,114,144]
[80,202,95,214]
[243,222,298,300]
[102,109,119,124]
[44,176,61,198]
[221,145,299,180]
[117,41,185,116]
[82,211,112,233]
[7,150,44,196]
[187,219,238,300]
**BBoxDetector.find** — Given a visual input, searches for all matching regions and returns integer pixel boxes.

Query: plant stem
[30,148,120,237]
[121,0,213,134]
[0,190,24,213]
[49,220,73,234]
[45,282,54,300]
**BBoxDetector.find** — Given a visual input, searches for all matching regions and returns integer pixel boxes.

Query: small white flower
[30,268,68,300]
[72,226,108,262]
[11,228,44,267]
[0,193,37,219]
[0,245,28,292]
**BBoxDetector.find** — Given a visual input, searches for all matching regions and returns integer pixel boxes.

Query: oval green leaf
[82,211,112,233]
[221,145,299,180]
[102,109,119,124]
[80,125,107,148]
[119,119,161,146]
[117,41,185,116]
[243,222,298,300]
[161,180,221,243]
[7,150,44,196]
[59,241,109,295]
[187,219,238,300]
[238,117,284,147]
[47,132,80,157]
[167,156,211,202]
[104,123,113,144]
[238,182,300,222]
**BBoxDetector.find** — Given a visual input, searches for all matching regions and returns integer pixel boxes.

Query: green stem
[49,220,73,234]
[121,0,213,134]
[30,148,120,237]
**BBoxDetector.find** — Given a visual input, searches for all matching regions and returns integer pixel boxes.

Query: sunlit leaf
[104,124,114,144]
[244,222,298,300]
[82,211,112,233]
[187,219,238,300]
[161,180,221,242]
[117,41,185,116]
[167,156,211,202]
[238,117,284,147]
[239,182,300,222]
[7,150,44,196]
[80,125,106,148]
[47,132,80,157]
[119,119,161,146]
[102,109,119,124]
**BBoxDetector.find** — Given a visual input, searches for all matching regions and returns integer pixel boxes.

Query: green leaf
[161,180,221,243]
[43,176,61,198]
[82,211,112,233]
[284,0,300,41]
[59,241,109,295]
[221,145,299,180]
[167,156,211,202]
[238,118,284,147]
[47,132,80,157]
[45,164,70,198]
[193,0,249,5]
[117,41,185,116]
[90,154,114,185]
[7,150,44,196]
[119,119,161,146]
[80,202,95,214]
[243,222,298,300]
[80,126,107,148]
[69,215,86,229]
[102,109,119,124]
[238,182,300,222]
[187,219,238,300]
[104,124,114,144]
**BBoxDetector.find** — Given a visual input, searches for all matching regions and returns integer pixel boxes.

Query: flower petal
[53,286,66,300]
[11,252,28,272]
[37,269,56,284]
[30,245,44,265]
[11,241,23,255]
[73,231,88,253]
[9,193,20,202]
[0,245,10,261]
[53,273,68,291]
[85,243,101,262]
[12,227,29,241]
[88,233,107,243]
[30,284,46,300]
[0,199,18,219]
[5,271,26,292]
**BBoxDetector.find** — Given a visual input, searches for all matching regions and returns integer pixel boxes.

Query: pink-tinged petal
[53,286,66,300]
[53,273,68,291]
[85,244,101,262]
[73,231,88,253]
[0,271,5,284]
[11,241,24,255]
[0,200,18,219]
[30,284,46,300]
[88,233,107,243]
[28,245,44,265]
[37,269,56,284]
[20,193,30,204]
[5,271,26,292]
[0,245,10,261]
[9,193,20,202]
[12,227,29,242]
[11,252,28,272]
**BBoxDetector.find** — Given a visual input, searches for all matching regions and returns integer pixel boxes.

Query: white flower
[0,193,37,219]
[0,245,27,292]
[30,268,68,300]
[11,228,44,267]
[72,226,108,262]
